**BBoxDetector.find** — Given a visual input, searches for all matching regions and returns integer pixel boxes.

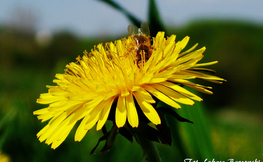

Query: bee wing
[128,24,139,36]
[140,22,150,36]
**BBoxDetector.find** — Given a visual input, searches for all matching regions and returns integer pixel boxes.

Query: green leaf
[158,107,193,124]
[157,102,188,159]
[155,111,172,146]
[90,124,119,155]
[119,127,133,142]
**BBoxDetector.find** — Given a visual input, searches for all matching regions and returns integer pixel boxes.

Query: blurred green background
[0,0,262,161]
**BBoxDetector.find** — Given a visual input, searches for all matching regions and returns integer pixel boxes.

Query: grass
[211,109,263,160]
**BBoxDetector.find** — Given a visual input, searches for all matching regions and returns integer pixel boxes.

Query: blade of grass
[177,101,216,160]
[100,0,141,26]
[0,109,16,150]
[148,0,165,35]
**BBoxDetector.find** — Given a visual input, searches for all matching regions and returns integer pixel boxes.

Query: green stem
[136,133,162,162]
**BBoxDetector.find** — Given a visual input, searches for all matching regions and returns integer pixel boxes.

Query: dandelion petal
[116,96,127,128]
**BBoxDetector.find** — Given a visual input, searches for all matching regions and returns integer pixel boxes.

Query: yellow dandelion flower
[34,23,225,149]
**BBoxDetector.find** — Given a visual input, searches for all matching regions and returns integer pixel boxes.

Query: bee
[127,22,153,67]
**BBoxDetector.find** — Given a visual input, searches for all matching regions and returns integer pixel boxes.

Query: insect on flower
[128,22,153,67]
